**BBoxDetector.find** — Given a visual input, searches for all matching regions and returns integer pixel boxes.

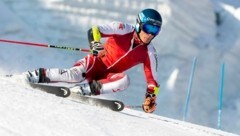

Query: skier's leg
[71,73,130,95]
[26,64,87,83]
[70,73,130,96]
[44,66,86,83]
[26,55,98,83]
[97,73,130,94]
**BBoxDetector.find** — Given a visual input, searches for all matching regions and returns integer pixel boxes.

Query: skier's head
[135,9,162,43]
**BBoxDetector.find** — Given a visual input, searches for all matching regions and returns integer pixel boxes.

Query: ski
[29,83,124,111]
[70,95,124,112]
[30,83,71,97]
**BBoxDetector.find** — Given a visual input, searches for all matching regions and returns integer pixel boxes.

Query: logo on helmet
[139,13,161,26]
[146,17,162,26]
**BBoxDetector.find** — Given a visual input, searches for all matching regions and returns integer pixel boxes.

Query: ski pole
[0,39,90,52]
[125,105,142,109]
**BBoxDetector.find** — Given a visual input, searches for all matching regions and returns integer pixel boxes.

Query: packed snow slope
[0,0,240,135]
[0,76,237,136]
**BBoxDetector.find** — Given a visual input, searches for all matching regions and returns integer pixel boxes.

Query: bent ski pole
[0,39,90,52]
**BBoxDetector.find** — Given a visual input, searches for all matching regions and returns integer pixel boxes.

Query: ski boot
[24,68,49,83]
[70,80,102,96]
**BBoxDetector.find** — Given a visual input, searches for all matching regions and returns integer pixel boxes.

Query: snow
[0,0,240,135]
[0,76,237,136]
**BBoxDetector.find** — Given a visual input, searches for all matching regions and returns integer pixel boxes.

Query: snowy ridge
[0,76,237,136]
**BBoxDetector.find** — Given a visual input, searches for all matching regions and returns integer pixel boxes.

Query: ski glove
[142,92,157,113]
[90,41,105,57]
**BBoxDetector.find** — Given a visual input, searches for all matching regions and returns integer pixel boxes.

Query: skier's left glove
[142,92,157,113]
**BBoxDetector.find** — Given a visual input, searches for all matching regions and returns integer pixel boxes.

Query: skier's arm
[143,46,159,94]
[142,46,160,113]
[87,22,134,44]
[87,26,104,56]
[87,22,134,56]
[87,26,101,44]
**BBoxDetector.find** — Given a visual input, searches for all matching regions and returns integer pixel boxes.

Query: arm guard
[87,26,101,44]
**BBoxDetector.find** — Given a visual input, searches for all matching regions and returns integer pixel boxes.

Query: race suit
[45,22,159,95]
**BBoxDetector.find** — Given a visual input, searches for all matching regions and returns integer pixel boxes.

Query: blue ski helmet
[135,9,162,36]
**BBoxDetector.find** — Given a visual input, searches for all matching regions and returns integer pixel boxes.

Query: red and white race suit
[45,22,159,94]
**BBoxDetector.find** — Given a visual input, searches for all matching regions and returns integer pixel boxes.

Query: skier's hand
[90,41,105,57]
[142,92,157,113]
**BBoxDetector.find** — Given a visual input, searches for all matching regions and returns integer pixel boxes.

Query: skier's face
[139,30,155,44]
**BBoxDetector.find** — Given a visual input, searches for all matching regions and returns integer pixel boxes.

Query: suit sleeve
[88,22,134,44]
[143,45,160,94]
[98,22,134,37]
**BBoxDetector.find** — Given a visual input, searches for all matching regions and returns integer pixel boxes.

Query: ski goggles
[141,23,160,36]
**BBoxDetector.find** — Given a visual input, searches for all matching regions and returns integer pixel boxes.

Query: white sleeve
[98,22,135,36]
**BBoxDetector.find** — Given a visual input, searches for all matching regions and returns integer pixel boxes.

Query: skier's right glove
[142,92,157,113]
[90,41,105,57]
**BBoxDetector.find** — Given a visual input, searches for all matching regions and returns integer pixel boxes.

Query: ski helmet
[135,9,162,36]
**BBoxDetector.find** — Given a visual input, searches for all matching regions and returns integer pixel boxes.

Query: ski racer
[26,8,162,113]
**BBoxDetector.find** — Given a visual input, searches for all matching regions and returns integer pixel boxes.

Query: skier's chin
[141,38,151,44]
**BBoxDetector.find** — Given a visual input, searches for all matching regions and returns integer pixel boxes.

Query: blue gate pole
[183,57,197,121]
[218,63,225,129]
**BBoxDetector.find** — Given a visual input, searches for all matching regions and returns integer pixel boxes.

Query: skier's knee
[108,73,130,92]
[119,74,130,90]
[69,66,86,82]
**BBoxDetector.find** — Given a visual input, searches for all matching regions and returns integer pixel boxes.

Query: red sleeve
[143,45,159,93]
